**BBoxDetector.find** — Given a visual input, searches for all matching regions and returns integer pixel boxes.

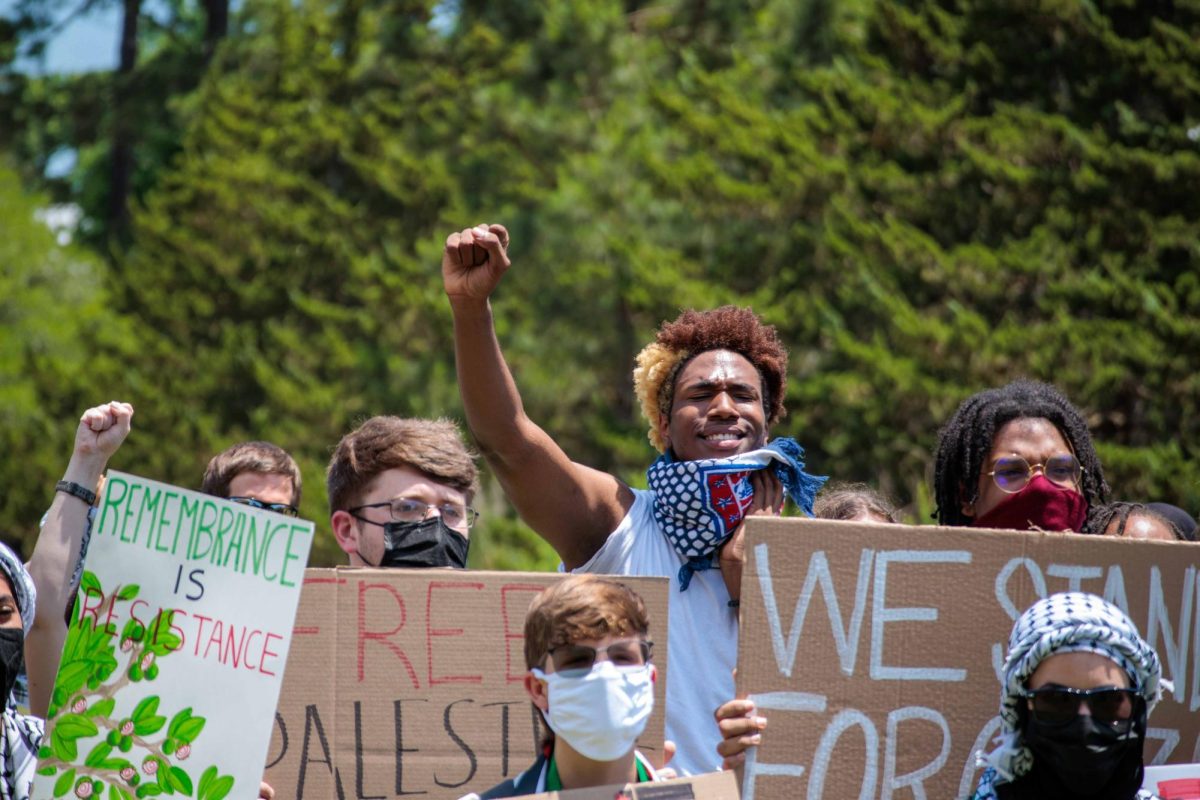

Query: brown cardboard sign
[519,770,740,800]
[736,518,1200,800]
[264,568,669,799]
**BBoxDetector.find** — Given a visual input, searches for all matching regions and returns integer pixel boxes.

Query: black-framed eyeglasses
[544,639,653,678]
[1021,686,1141,728]
[229,496,299,517]
[986,454,1083,494]
[349,497,479,530]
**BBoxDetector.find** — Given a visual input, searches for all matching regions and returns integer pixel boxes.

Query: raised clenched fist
[442,224,511,303]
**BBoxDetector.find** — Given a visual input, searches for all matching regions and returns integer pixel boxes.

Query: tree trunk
[202,0,229,63]
[108,0,141,238]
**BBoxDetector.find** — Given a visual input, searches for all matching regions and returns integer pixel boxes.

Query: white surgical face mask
[531,661,654,762]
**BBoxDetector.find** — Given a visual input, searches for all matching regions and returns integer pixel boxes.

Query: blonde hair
[632,343,689,452]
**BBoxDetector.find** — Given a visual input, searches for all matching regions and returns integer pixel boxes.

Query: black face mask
[370,517,470,569]
[0,628,24,707]
[1022,709,1145,798]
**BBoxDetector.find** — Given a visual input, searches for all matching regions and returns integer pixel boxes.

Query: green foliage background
[2,0,1197,568]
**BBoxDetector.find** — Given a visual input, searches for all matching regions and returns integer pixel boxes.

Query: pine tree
[633,0,1200,515]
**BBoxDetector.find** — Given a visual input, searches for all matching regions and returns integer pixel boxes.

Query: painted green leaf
[50,728,78,761]
[196,766,215,798]
[36,765,56,776]
[54,660,92,695]
[166,708,191,739]
[207,775,234,800]
[85,741,113,767]
[176,718,205,742]
[168,766,193,797]
[97,652,120,681]
[135,715,167,736]
[89,697,117,718]
[132,696,160,723]
[55,713,99,740]
[135,784,162,798]
[121,620,143,642]
[86,625,115,656]
[156,767,174,796]
[52,767,75,798]
[144,611,181,654]
[80,571,102,598]
[116,584,140,601]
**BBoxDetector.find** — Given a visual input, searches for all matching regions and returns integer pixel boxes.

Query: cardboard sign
[520,770,740,800]
[33,471,313,800]
[736,517,1200,800]
[264,569,670,800]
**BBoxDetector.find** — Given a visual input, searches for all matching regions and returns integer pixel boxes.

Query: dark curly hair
[933,380,1109,528]
[657,306,788,425]
[1087,501,1185,541]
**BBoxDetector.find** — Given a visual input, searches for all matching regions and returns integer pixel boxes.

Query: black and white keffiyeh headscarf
[0,542,43,800]
[979,592,1163,785]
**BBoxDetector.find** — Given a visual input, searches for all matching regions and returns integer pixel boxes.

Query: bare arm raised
[25,401,133,718]
[444,225,634,569]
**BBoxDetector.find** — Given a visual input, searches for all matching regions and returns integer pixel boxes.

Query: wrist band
[56,480,97,507]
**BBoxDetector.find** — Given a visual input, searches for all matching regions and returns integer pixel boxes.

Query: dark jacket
[476,753,547,799]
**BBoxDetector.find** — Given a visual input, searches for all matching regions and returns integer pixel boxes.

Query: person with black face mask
[0,541,44,800]
[327,416,480,569]
[972,592,1164,800]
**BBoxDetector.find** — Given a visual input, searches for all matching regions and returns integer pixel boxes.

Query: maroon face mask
[971,474,1088,532]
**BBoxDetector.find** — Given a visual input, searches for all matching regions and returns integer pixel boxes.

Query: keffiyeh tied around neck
[646,438,825,590]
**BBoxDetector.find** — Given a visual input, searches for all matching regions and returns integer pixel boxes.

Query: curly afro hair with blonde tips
[633,306,788,452]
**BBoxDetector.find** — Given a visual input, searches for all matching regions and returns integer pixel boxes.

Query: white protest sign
[32,471,313,800]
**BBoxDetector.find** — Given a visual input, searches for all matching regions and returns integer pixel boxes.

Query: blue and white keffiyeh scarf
[646,438,825,590]
[978,592,1163,787]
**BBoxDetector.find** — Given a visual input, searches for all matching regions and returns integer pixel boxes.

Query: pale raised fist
[442,224,511,302]
[73,401,134,464]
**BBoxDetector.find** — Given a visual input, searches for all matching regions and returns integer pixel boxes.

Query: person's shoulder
[573,489,676,576]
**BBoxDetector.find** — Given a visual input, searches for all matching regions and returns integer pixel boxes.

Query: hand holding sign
[715,697,766,770]
[714,669,767,771]
[442,224,511,304]
[719,471,783,603]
